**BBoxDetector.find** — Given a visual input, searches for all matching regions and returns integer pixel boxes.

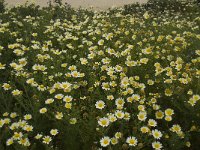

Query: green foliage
[123,0,199,15]
[0,0,5,13]
[0,1,200,150]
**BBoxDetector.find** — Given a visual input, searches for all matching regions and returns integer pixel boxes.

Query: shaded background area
[5,0,147,9]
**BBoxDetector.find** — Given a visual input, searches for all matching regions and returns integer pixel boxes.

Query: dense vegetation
[0,0,200,149]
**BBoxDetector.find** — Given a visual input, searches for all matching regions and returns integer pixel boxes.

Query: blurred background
[5,0,148,9]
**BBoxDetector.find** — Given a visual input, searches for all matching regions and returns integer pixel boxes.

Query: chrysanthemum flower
[100,136,110,147]
[126,136,138,146]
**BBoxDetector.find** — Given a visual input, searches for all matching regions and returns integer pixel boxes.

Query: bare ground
[5,0,147,9]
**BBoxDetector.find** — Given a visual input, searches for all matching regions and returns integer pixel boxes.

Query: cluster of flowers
[0,112,58,147]
[0,1,200,149]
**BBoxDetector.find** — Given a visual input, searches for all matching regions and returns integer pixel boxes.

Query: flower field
[0,0,200,149]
